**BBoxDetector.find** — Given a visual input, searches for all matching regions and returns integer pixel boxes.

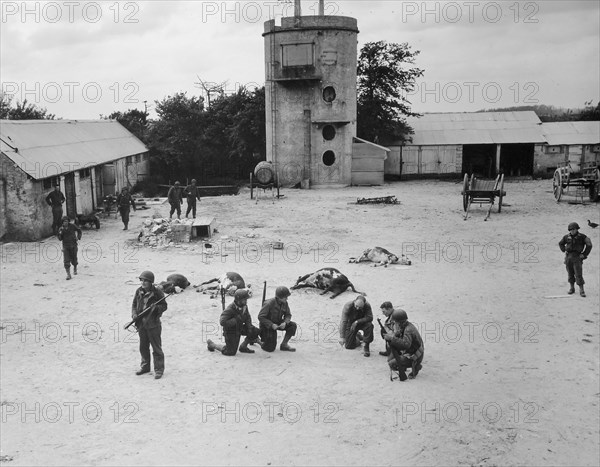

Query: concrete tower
[263,0,359,187]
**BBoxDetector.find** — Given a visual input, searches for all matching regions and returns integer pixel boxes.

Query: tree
[0,93,56,120]
[579,101,600,121]
[357,41,423,144]
[101,108,149,141]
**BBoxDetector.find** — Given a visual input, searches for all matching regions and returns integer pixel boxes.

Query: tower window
[322,86,336,103]
[322,125,336,141]
[323,150,336,166]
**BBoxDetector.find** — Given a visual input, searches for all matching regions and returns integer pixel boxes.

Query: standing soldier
[185,179,201,219]
[168,181,183,220]
[207,289,261,355]
[46,183,65,234]
[131,270,168,380]
[384,309,424,382]
[116,187,136,230]
[338,295,374,357]
[258,286,297,352]
[559,222,593,297]
[57,216,81,280]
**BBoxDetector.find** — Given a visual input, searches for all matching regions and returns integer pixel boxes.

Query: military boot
[568,283,575,294]
[65,267,72,280]
[580,286,586,297]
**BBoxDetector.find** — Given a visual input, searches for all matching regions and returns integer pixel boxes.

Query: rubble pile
[138,217,195,248]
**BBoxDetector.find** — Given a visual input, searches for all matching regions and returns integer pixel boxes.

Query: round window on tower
[322,125,336,141]
[322,86,336,103]
[322,150,336,166]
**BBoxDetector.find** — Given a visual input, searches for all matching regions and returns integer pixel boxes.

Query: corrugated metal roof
[541,121,600,145]
[0,119,148,179]
[405,111,546,145]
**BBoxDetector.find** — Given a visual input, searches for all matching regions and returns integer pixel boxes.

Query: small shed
[387,111,546,179]
[0,119,148,241]
[539,121,600,175]
[351,137,389,185]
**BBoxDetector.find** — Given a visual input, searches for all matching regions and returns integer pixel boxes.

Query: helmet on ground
[234,289,249,301]
[139,270,155,283]
[275,286,291,299]
[568,222,580,230]
[391,309,408,322]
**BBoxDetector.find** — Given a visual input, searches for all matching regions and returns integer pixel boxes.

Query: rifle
[377,318,387,338]
[262,281,267,305]
[220,287,226,311]
[124,293,172,330]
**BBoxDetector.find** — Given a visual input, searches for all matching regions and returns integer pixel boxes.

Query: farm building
[386,111,547,179]
[539,121,600,175]
[0,119,149,241]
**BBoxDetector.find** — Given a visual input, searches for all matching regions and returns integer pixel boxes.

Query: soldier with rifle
[130,270,169,379]
[377,301,395,356]
[207,289,261,355]
[383,309,424,382]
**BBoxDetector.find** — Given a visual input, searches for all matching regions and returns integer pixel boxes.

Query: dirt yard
[1,179,599,466]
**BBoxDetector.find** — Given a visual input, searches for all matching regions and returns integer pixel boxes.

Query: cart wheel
[498,174,505,212]
[553,169,563,202]
[462,174,469,211]
[589,170,600,202]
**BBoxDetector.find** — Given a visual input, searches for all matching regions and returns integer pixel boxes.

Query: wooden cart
[552,161,600,203]
[461,173,506,221]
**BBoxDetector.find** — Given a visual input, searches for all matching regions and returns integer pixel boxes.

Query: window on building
[322,125,336,141]
[322,150,336,166]
[43,176,60,189]
[135,154,141,163]
[322,86,336,103]
[281,43,314,67]
[126,156,133,165]
[80,168,91,178]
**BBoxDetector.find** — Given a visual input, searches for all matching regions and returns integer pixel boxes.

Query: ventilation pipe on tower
[319,0,324,16]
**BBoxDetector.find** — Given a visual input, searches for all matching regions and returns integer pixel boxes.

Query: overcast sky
[1,0,598,119]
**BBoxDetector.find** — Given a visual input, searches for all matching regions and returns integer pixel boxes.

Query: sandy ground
[1,179,599,467]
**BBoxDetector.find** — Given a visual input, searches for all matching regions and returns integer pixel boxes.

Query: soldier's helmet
[234,289,249,301]
[568,222,580,230]
[139,270,155,283]
[391,309,408,322]
[174,181,181,186]
[275,286,291,298]
[61,216,70,223]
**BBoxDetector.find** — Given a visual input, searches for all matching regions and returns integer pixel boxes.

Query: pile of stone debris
[137,217,196,248]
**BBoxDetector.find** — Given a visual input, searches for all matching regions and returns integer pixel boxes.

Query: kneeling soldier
[207,289,260,355]
[258,286,297,352]
[339,295,374,357]
[384,309,424,381]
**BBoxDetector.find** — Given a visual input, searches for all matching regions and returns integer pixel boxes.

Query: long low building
[0,119,149,241]
[385,111,600,179]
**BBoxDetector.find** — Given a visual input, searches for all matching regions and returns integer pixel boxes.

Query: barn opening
[500,143,534,177]
[462,144,496,178]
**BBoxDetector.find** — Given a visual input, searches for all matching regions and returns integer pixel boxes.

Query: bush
[132,178,161,197]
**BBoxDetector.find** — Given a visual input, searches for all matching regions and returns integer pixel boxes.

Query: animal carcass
[195,272,252,298]
[290,267,364,299]
[349,247,411,267]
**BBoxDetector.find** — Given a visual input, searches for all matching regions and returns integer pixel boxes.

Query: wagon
[461,173,506,221]
[552,161,600,203]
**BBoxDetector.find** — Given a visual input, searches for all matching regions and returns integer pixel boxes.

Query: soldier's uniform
[116,188,136,230]
[386,310,424,381]
[132,271,168,379]
[57,217,81,280]
[258,287,297,352]
[559,222,593,297]
[216,293,260,356]
[46,187,65,234]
